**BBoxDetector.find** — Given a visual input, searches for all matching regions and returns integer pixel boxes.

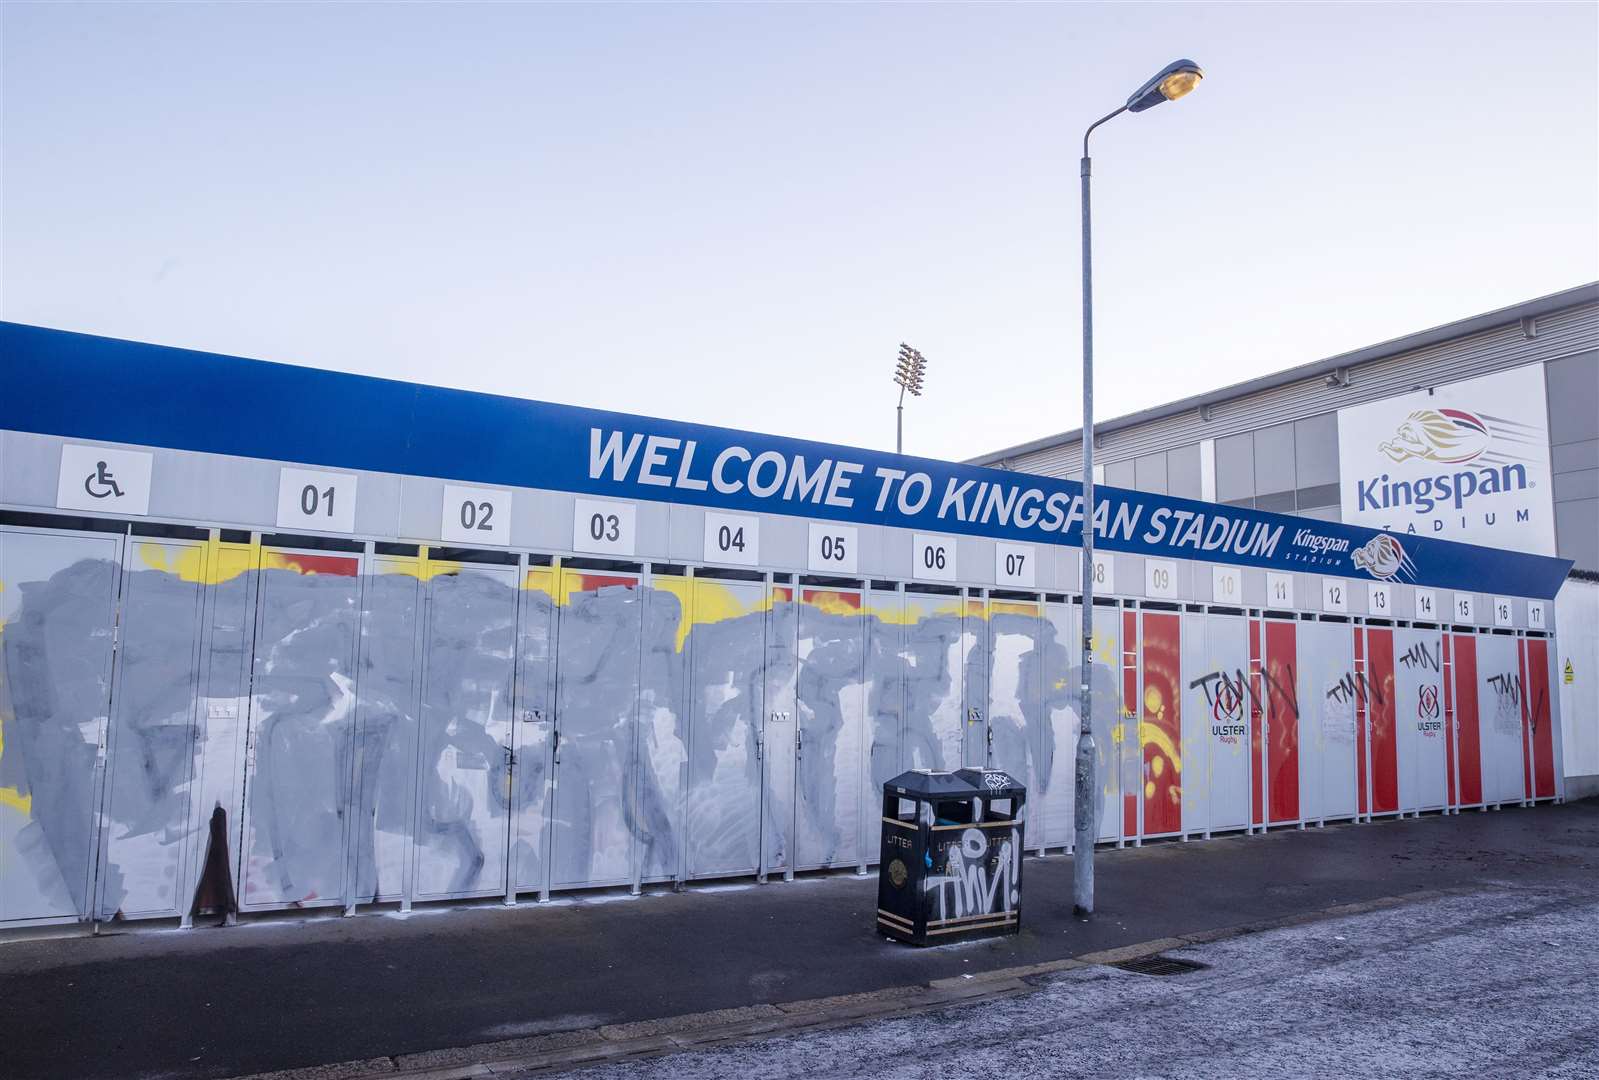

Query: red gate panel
[1443,635,1457,807]
[1265,621,1299,824]
[1250,619,1265,827]
[1141,612,1182,836]
[1355,628,1369,815]
[1451,634,1483,806]
[1123,610,1139,838]
[1367,628,1398,815]
[1521,638,1556,799]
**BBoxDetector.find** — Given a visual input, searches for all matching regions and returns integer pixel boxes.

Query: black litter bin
[876,768,1027,945]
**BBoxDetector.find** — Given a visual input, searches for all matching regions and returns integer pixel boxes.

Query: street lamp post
[893,344,927,454]
[1074,59,1204,918]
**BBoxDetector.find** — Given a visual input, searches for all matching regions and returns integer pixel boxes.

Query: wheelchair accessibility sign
[56,443,153,516]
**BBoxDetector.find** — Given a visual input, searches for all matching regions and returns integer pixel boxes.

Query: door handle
[552,729,561,765]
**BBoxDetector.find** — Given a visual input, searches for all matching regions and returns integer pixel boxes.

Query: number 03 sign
[573,497,636,556]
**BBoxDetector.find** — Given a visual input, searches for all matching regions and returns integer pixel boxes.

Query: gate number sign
[913,533,956,583]
[704,511,759,566]
[995,541,1034,587]
[442,484,511,545]
[573,498,637,556]
[808,522,858,573]
[276,467,357,533]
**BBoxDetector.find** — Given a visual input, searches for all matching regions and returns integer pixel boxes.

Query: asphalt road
[2,800,1595,1080]
[549,883,1599,1080]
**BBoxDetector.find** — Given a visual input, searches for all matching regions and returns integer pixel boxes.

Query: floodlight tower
[894,343,927,454]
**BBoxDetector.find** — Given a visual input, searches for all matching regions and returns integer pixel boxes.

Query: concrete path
[1,801,1594,1080]
[543,884,1599,1080]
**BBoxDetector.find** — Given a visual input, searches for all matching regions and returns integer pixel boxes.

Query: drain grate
[1111,954,1209,977]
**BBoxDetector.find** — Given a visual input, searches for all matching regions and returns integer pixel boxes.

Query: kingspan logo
[1351,535,1416,582]
[1291,529,1349,557]
[1358,408,1536,516]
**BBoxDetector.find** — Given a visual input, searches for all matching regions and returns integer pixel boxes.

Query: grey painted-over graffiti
[0,551,1097,924]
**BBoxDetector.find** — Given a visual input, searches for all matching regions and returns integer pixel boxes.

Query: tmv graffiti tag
[1398,640,1440,672]
[923,827,1019,921]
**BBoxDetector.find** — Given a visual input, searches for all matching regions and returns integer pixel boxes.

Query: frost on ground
[535,885,1599,1080]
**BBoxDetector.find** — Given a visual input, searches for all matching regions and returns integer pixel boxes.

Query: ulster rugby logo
[1378,409,1491,465]
[1352,534,1415,582]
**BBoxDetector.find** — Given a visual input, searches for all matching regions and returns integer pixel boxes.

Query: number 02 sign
[442,484,511,545]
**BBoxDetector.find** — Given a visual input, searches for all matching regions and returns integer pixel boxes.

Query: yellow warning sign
[1565,659,1576,685]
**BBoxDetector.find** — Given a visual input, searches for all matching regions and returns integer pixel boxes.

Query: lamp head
[1125,59,1204,113]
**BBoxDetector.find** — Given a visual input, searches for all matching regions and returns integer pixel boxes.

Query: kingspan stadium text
[1356,462,1530,515]
[589,428,1285,557]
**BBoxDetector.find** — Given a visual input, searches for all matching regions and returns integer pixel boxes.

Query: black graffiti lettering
[1262,664,1301,719]
[1487,672,1522,704]
[1398,640,1440,672]
[1189,670,1224,707]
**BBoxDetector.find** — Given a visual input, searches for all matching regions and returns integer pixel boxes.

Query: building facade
[0,321,1574,932]
[972,283,1599,793]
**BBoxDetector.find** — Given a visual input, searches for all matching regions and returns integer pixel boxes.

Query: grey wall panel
[1553,471,1599,502]
[1167,445,1202,500]
[520,491,575,553]
[1214,433,1254,504]
[2,432,73,508]
[397,476,446,542]
[1552,438,1599,474]
[0,529,122,924]
[761,513,807,573]
[667,506,702,564]
[352,472,402,539]
[1545,350,1599,444]
[1133,452,1167,495]
[149,451,278,527]
[636,500,670,560]
[1554,499,1598,572]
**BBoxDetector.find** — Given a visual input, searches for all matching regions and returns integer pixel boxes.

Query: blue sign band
[1,321,1573,597]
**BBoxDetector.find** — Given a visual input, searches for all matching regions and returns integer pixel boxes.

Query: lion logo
[1378,408,1490,464]
[1352,535,1414,582]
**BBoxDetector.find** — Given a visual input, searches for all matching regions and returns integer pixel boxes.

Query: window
[1134,452,1168,494]
[1167,445,1203,500]
[1215,433,1255,504]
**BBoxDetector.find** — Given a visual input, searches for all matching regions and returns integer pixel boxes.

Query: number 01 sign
[277,467,357,533]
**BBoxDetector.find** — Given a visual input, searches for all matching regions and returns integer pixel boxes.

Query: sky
[3,2,1596,464]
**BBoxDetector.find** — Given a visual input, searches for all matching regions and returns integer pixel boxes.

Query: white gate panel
[238,547,363,911]
[1393,627,1447,811]
[684,578,766,879]
[96,537,208,921]
[1476,633,1525,805]
[411,562,518,901]
[550,569,642,889]
[0,527,121,925]
[793,586,865,871]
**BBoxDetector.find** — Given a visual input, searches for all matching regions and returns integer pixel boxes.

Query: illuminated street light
[1074,59,1204,918]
